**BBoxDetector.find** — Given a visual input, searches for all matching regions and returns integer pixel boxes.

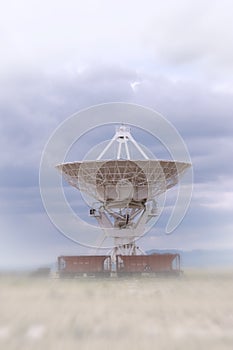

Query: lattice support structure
[56,125,191,258]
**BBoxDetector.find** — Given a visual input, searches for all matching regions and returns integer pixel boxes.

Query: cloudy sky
[1,0,233,269]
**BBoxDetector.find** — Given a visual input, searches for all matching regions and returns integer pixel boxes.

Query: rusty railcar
[116,253,180,276]
[58,255,111,278]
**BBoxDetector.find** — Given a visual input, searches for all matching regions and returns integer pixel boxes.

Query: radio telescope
[56,125,190,260]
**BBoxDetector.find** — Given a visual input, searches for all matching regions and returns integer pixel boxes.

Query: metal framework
[56,125,190,260]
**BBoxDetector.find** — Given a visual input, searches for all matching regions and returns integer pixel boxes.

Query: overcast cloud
[1,0,233,268]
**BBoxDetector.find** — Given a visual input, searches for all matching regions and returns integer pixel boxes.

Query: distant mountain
[146,249,233,268]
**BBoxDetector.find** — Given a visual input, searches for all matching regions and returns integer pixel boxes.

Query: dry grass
[0,270,233,350]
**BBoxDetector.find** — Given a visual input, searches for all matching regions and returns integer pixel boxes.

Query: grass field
[0,270,233,350]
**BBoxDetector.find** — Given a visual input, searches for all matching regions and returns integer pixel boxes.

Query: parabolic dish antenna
[56,125,191,259]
